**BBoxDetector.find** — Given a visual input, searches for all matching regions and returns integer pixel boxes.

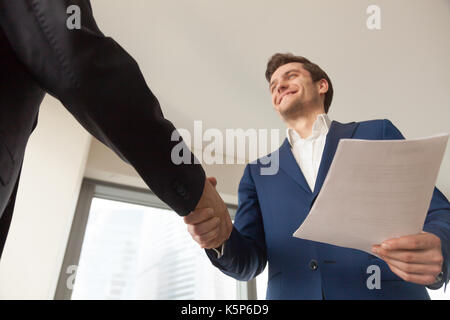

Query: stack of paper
[293,134,449,255]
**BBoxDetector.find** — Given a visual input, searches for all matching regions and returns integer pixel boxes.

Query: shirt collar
[286,113,332,147]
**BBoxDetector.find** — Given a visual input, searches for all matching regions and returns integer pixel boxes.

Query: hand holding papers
[293,134,449,256]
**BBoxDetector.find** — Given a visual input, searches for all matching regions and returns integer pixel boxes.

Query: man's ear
[317,79,329,95]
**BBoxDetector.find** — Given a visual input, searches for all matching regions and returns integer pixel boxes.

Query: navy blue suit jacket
[206,119,450,299]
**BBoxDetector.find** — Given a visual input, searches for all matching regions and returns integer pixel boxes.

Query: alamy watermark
[171,121,281,175]
[67,4,382,31]
[367,5,381,30]
[66,5,81,30]
[66,264,78,290]
[366,265,381,289]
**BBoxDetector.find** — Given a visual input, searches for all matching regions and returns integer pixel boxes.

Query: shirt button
[309,259,318,271]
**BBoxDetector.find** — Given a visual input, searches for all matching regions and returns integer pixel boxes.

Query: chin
[279,100,303,117]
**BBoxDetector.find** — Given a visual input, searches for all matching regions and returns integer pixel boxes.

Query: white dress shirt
[286,113,332,192]
[212,114,332,258]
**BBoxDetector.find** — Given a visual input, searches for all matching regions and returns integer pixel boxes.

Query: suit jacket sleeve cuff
[210,243,226,259]
[423,223,449,291]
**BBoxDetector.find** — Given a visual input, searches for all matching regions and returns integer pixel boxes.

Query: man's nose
[277,81,289,94]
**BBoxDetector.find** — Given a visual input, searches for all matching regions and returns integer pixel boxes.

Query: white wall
[0,96,91,299]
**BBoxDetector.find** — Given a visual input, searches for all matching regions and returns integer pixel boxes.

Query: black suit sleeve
[0,0,205,216]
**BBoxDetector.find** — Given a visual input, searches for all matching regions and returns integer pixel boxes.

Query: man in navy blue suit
[184,53,450,299]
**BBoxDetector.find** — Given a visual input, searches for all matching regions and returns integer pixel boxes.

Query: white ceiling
[90,0,450,149]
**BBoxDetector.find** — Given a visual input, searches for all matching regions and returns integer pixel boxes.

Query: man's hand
[372,232,443,285]
[184,177,233,249]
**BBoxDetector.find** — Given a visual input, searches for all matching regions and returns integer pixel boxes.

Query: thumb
[207,176,217,188]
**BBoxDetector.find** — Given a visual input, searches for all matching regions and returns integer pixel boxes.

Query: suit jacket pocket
[0,140,14,186]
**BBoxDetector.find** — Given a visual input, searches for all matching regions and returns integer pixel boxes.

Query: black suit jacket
[0,0,205,257]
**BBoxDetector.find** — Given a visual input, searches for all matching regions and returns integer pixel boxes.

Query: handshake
[183,177,233,250]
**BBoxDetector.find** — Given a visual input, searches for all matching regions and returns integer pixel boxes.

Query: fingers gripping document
[293,134,449,255]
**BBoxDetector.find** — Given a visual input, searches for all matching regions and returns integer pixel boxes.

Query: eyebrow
[269,69,300,90]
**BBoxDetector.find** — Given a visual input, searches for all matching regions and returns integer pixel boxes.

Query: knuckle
[426,275,437,284]
[403,263,413,273]
[402,273,412,282]
[205,241,215,248]
[206,208,215,218]
[198,234,207,243]
[208,239,218,248]
[403,253,414,263]
[434,254,444,265]
[432,235,441,245]
[431,239,438,247]
[192,225,201,235]
[432,267,442,276]
[207,240,217,248]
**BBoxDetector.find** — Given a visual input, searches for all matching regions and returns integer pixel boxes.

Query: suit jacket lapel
[277,120,359,197]
[312,120,359,198]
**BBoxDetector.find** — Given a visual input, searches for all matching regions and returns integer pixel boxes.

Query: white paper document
[293,134,449,255]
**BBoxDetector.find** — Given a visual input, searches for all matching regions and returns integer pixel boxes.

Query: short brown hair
[265,53,333,113]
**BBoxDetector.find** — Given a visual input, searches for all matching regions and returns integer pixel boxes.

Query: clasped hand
[184,177,232,249]
[372,232,443,285]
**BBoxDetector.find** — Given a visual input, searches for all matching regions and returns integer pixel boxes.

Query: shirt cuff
[211,243,225,259]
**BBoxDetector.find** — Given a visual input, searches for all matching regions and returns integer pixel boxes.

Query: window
[256,266,268,300]
[55,179,257,300]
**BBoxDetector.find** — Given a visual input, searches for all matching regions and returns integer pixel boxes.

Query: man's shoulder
[331,118,392,129]
[354,118,389,126]
[351,118,393,133]
[345,118,402,140]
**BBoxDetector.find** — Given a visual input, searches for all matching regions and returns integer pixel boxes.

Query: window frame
[54,178,257,300]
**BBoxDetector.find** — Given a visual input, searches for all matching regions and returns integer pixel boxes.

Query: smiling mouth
[279,91,297,104]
